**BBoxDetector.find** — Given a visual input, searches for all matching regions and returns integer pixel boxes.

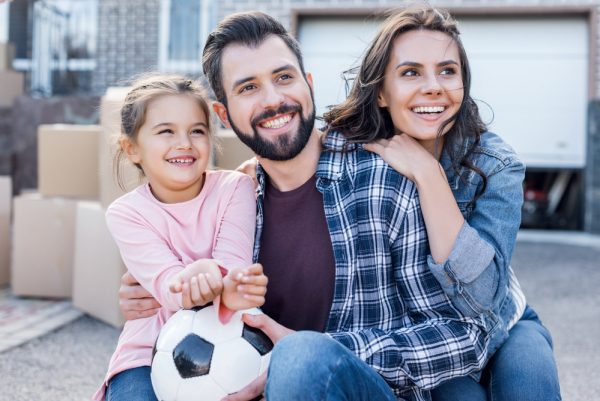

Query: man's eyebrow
[231,64,299,90]
[273,64,297,75]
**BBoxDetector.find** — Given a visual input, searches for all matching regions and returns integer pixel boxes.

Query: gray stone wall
[92,0,161,95]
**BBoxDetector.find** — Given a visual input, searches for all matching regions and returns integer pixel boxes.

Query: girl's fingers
[205,273,224,294]
[181,282,192,309]
[240,274,268,286]
[190,276,202,303]
[238,284,267,296]
[242,294,265,305]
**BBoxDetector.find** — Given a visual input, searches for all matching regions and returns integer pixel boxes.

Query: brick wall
[92,0,161,94]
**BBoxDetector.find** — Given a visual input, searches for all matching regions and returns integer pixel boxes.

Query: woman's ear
[119,136,141,164]
[212,101,231,129]
[377,91,388,108]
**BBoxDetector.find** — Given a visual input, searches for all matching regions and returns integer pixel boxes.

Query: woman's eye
[401,69,418,77]
[191,129,206,136]
[158,129,173,135]
[441,67,457,75]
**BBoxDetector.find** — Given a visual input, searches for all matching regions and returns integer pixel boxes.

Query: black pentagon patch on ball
[173,334,214,378]
[242,324,274,356]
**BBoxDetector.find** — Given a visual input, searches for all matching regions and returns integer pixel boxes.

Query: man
[119,11,489,401]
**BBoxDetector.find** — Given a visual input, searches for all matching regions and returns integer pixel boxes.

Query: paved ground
[0,232,598,401]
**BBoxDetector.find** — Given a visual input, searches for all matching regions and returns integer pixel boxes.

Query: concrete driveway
[0,231,598,401]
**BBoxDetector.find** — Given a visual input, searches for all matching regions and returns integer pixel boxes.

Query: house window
[9,0,98,95]
[159,0,215,74]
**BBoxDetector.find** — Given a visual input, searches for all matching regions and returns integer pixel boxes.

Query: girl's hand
[223,263,268,309]
[170,259,224,309]
[363,134,438,183]
[178,272,224,309]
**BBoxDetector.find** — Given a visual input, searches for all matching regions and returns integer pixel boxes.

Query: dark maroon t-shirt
[258,175,335,332]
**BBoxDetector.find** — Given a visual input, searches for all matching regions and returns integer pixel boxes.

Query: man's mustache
[251,104,302,127]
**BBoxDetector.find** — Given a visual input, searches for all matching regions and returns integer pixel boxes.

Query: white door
[298,15,589,168]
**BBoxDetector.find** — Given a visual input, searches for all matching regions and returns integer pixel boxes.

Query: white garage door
[298,15,588,168]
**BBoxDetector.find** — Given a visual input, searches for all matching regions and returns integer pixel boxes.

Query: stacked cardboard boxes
[214,129,255,170]
[0,176,11,286]
[9,88,136,327]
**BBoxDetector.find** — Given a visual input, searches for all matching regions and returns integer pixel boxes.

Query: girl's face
[377,29,464,154]
[123,94,211,203]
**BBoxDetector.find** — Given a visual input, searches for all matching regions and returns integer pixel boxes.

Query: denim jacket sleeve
[427,134,525,316]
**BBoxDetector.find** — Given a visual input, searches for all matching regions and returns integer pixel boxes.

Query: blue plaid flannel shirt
[253,131,489,401]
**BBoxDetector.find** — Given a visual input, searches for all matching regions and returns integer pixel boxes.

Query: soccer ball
[151,304,273,401]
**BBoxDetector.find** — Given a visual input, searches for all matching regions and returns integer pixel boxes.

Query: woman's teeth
[261,114,292,129]
[412,106,446,114]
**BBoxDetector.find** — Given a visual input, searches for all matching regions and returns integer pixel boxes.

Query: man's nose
[260,84,285,109]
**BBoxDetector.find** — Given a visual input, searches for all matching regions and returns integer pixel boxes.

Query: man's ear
[212,101,231,128]
[120,136,141,164]
[305,72,314,91]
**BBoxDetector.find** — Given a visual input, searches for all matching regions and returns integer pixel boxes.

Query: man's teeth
[168,158,194,164]
[261,115,292,129]
[412,106,446,114]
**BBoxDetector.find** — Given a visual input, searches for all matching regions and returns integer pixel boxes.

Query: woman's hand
[363,134,439,183]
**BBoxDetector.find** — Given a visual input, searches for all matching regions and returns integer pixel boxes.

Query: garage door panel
[299,15,588,168]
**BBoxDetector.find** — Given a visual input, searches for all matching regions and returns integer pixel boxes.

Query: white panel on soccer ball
[259,352,271,375]
[177,375,227,401]
[211,337,262,394]
[155,309,196,352]
[151,350,181,401]
[241,307,263,316]
[191,305,244,344]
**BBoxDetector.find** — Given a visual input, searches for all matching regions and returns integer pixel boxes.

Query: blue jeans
[266,331,397,401]
[431,306,561,401]
[106,366,158,401]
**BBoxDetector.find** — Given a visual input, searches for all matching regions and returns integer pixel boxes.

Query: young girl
[93,74,267,401]
[324,6,560,401]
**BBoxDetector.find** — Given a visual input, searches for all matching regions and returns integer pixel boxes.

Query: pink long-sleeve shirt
[93,170,256,400]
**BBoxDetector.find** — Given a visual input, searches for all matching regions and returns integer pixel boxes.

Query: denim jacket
[427,131,527,358]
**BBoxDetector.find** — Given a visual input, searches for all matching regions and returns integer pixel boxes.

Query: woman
[324,5,561,401]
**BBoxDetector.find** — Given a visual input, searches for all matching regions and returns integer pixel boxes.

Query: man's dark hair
[202,11,306,104]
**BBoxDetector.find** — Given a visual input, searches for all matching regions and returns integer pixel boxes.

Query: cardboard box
[72,201,125,327]
[0,70,24,108]
[0,176,11,286]
[0,42,15,71]
[99,87,143,208]
[11,194,78,298]
[214,129,254,170]
[38,124,102,199]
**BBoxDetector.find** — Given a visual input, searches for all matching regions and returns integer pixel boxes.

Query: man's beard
[227,101,316,161]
